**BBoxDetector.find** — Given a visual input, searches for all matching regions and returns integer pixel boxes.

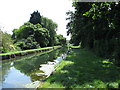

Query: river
[0,47,68,89]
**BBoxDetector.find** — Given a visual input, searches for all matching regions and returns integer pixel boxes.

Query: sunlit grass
[67,45,80,49]
[0,46,60,56]
[38,47,120,89]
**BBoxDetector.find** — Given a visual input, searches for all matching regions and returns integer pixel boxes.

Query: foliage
[41,16,58,46]
[1,10,66,53]
[66,2,120,66]
[12,22,50,50]
[29,10,41,24]
[55,34,66,45]
[0,30,20,53]
[12,11,61,50]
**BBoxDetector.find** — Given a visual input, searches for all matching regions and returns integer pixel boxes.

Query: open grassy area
[38,47,120,88]
[0,46,61,56]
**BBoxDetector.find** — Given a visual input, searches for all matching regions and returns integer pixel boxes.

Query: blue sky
[0,0,74,40]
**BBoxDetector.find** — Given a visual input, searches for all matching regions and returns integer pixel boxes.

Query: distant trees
[11,11,66,50]
[12,22,50,50]
[41,16,58,46]
[0,30,19,53]
[67,2,120,66]
[55,34,66,45]
[0,10,66,53]
[29,11,58,46]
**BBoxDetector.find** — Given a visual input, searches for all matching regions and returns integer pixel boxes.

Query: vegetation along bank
[0,10,67,60]
[38,46,120,88]
[0,46,61,60]
[66,2,120,67]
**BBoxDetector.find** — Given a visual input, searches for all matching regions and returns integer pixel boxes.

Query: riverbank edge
[35,53,66,89]
[0,46,61,60]
[37,46,120,89]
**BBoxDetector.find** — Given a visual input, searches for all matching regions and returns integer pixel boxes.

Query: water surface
[1,47,67,88]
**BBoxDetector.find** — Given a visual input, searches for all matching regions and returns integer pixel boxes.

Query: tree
[12,22,50,50]
[41,16,58,46]
[29,10,41,25]
[0,30,19,53]
[55,34,66,45]
[66,2,120,66]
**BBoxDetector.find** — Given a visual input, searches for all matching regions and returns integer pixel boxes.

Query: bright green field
[38,47,120,88]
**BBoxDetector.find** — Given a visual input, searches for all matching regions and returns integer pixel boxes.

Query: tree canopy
[11,10,66,50]
[41,16,58,46]
[0,30,20,53]
[67,2,120,66]
[12,22,50,50]
[29,10,41,24]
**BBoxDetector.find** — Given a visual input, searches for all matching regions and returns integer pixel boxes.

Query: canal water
[0,47,68,88]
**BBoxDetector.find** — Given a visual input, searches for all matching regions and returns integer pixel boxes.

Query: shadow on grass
[45,48,120,88]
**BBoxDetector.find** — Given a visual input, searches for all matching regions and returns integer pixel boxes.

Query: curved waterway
[1,47,68,88]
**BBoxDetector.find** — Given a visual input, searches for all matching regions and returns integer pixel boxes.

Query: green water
[1,47,67,88]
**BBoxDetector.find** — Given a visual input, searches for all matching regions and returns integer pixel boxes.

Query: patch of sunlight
[60,60,74,65]
[56,61,74,72]
[103,60,109,63]
[72,46,80,48]
[60,70,69,74]
[68,45,80,49]
[41,82,50,88]
[102,59,112,64]
[49,83,64,88]
[65,61,74,64]
[107,82,119,88]
[93,80,106,88]
[83,84,95,88]
[101,59,113,67]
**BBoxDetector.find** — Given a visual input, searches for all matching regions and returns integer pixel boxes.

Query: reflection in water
[1,47,68,88]
[2,67,31,88]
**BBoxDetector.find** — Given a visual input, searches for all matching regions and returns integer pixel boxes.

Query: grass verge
[38,47,120,88]
[0,46,61,56]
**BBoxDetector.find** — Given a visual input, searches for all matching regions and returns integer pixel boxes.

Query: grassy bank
[0,46,61,56]
[38,46,120,88]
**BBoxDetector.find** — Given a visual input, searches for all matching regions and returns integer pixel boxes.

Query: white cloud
[0,0,74,40]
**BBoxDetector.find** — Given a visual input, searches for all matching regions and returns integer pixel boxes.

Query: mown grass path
[38,47,120,88]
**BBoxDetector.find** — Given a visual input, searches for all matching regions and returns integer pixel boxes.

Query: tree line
[67,2,120,66]
[1,11,66,53]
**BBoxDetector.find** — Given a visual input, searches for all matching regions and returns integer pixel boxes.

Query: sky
[0,0,74,40]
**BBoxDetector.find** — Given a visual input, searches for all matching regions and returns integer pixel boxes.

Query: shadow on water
[46,48,120,88]
[1,47,68,88]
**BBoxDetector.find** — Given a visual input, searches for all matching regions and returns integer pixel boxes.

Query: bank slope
[38,47,120,88]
